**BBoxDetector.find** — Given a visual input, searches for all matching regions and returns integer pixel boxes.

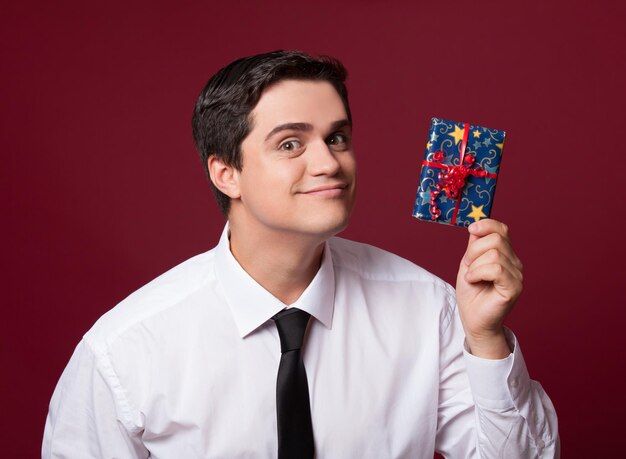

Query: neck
[227,219,327,305]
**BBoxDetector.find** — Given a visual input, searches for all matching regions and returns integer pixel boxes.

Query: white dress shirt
[43,226,559,458]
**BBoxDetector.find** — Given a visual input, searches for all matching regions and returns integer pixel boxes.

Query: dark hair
[192,50,351,216]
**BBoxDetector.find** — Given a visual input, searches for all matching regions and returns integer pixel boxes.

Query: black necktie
[272,308,315,459]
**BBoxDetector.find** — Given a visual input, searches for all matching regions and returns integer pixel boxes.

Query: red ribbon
[421,123,498,225]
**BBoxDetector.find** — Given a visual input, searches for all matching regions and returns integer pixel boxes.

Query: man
[43,50,559,458]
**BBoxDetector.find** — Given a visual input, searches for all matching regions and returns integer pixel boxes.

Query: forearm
[437,297,559,458]
[471,385,559,457]
[464,331,559,458]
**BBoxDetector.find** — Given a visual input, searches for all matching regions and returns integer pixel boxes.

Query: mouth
[301,183,349,198]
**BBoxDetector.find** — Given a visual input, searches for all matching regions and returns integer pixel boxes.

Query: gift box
[412,117,506,227]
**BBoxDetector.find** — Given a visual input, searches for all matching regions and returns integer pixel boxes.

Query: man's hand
[455,219,523,359]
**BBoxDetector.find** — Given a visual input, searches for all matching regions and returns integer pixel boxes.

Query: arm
[42,340,148,458]
[435,298,559,457]
[435,219,559,457]
[464,329,559,457]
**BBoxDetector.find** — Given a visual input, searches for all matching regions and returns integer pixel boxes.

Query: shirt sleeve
[435,295,560,458]
[42,339,149,459]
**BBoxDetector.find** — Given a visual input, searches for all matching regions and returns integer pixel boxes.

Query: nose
[307,139,341,176]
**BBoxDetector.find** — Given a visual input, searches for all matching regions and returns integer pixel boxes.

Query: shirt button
[510,377,518,387]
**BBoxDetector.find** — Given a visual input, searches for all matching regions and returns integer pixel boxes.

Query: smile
[301,183,348,198]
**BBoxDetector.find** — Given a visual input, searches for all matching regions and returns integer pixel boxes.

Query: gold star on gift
[448,125,466,145]
[467,204,487,222]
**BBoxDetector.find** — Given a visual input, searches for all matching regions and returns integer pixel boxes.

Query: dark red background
[3,0,624,456]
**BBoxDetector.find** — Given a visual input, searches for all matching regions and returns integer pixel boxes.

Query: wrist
[465,328,511,359]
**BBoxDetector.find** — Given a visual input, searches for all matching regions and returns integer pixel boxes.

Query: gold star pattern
[467,204,487,222]
[495,142,504,151]
[448,125,465,145]
[472,130,481,138]
[426,141,432,150]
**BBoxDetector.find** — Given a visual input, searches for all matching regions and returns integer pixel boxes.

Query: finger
[464,262,523,301]
[466,248,523,283]
[462,232,523,272]
[468,219,510,240]
[465,231,480,251]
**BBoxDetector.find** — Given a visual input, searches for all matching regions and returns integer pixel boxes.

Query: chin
[302,212,352,239]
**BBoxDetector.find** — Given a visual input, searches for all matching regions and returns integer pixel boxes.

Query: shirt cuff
[463,328,529,411]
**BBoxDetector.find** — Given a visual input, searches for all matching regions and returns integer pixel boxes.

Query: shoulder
[329,237,458,330]
[328,236,453,291]
[83,249,217,351]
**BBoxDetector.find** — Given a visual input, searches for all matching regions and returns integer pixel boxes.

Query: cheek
[263,158,307,190]
[240,159,304,197]
[340,152,357,176]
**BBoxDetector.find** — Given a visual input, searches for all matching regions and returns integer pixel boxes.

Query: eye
[327,132,350,149]
[279,139,302,152]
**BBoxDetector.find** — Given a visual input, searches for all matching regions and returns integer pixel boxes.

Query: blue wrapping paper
[412,117,505,227]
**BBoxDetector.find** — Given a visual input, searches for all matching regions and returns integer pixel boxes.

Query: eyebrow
[264,119,352,142]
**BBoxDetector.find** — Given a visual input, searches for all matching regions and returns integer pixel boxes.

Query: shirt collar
[214,224,335,338]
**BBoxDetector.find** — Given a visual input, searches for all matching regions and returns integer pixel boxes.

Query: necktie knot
[272,308,311,353]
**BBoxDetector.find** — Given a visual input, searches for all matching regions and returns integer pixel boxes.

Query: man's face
[231,79,357,241]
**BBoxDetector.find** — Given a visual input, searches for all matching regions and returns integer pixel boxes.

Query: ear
[207,156,241,199]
